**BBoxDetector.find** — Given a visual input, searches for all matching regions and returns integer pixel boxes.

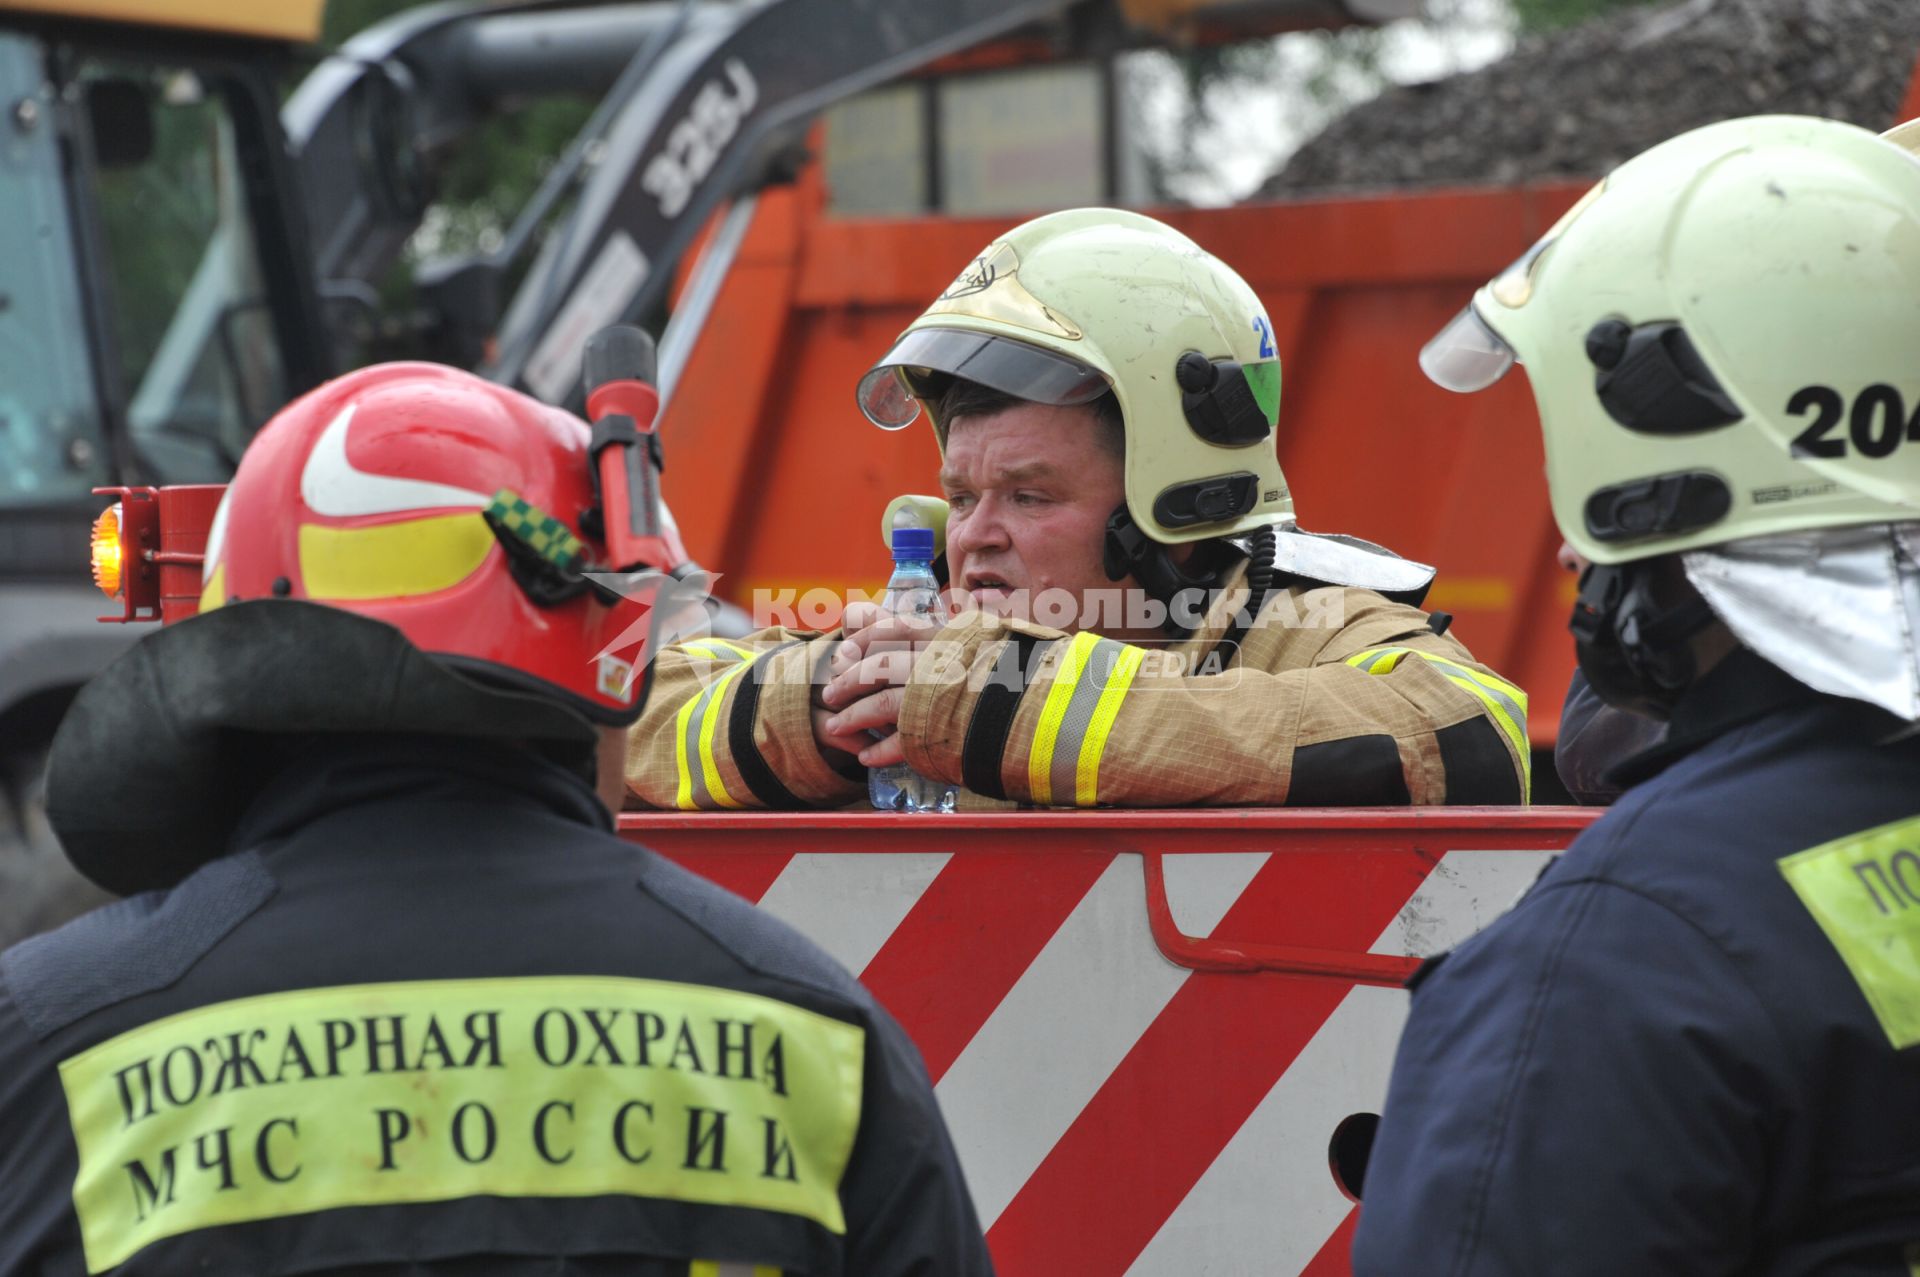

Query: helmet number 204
[1786,384,1920,460]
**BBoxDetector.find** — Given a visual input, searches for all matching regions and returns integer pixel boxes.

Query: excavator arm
[278,0,1414,402]
[479,0,1089,400]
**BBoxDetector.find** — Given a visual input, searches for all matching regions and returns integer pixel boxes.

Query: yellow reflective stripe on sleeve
[57,977,865,1274]
[1434,667,1532,793]
[674,652,766,810]
[692,1263,781,1277]
[1076,644,1145,806]
[1779,814,1920,1048]
[1424,653,1527,710]
[674,687,702,810]
[1344,647,1408,676]
[1344,646,1531,789]
[1028,632,1100,806]
[695,661,759,810]
[1026,634,1147,807]
[682,639,757,663]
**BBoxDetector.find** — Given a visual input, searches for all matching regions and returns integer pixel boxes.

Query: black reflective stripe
[1284,734,1412,806]
[962,634,1052,800]
[727,639,810,810]
[1435,716,1524,805]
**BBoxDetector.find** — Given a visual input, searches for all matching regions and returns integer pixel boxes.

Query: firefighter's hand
[815,602,942,767]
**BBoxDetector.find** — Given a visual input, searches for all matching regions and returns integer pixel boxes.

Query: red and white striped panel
[654,839,1556,1276]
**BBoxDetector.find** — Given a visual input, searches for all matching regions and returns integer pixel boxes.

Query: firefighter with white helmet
[0,360,989,1273]
[1356,115,1920,1274]
[624,208,1531,810]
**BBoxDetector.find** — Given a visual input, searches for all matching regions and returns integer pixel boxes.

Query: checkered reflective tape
[486,488,584,571]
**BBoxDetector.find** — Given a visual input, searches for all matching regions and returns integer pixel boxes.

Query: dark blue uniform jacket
[0,737,990,1276]
[1355,651,1920,1276]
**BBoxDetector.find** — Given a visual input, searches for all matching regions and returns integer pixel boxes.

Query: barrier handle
[1140,852,1422,987]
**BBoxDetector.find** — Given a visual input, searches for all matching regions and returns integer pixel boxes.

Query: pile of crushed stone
[1260,0,1920,196]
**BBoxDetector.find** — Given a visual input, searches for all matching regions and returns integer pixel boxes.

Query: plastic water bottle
[868,509,957,813]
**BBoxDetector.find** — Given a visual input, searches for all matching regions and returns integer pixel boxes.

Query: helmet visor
[856,327,1109,430]
[1420,303,1518,394]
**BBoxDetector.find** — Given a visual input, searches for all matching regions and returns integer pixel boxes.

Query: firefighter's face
[941,402,1142,637]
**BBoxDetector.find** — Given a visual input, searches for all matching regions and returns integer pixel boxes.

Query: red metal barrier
[620,805,1600,1276]
[621,804,1598,853]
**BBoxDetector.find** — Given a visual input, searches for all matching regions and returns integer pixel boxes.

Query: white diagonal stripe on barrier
[1368,848,1555,958]
[1160,851,1274,937]
[753,851,951,976]
[1130,847,1557,1275]
[937,852,1269,1229]
[1125,983,1403,1277]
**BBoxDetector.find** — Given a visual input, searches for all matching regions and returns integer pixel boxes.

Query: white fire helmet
[857,207,1432,596]
[1422,114,1920,718]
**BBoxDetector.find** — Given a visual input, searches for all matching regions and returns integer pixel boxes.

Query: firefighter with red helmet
[1355,116,1920,1273]
[0,359,991,1274]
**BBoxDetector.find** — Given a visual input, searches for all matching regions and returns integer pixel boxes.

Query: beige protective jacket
[623,565,1530,809]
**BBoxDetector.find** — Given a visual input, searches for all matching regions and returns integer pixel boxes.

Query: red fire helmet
[198,362,684,724]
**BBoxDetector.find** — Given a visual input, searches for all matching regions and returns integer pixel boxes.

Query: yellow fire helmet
[859,207,1287,544]
[858,207,1433,598]
[1422,114,1920,566]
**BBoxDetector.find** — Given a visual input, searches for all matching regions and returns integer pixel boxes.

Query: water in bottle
[868,508,958,813]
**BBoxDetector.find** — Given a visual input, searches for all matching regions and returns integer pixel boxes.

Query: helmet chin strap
[1568,560,1718,720]
[1102,504,1258,638]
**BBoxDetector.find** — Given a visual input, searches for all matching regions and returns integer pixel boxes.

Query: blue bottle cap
[890,526,935,561]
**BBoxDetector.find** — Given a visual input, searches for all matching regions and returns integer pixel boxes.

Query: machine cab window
[0,31,106,512]
[77,55,287,484]
[0,24,301,526]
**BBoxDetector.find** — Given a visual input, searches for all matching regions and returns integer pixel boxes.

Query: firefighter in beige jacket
[625,209,1530,810]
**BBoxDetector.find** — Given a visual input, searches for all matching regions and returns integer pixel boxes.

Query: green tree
[321,0,592,260]
[320,0,418,48]
[1509,0,1665,33]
